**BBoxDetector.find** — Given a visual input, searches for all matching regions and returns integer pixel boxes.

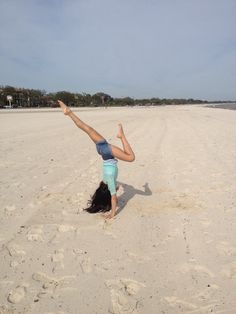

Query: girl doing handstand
[58,100,135,219]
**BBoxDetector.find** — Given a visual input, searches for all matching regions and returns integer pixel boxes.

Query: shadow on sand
[116,182,152,215]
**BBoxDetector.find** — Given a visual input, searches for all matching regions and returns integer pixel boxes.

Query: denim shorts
[96,139,114,160]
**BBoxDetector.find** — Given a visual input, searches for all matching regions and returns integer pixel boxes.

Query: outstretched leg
[110,124,135,162]
[58,100,104,143]
[59,101,135,162]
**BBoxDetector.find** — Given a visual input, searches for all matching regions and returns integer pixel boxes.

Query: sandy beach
[0,105,236,314]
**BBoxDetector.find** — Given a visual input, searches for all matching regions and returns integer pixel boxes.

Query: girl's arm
[111,195,117,218]
[105,195,117,219]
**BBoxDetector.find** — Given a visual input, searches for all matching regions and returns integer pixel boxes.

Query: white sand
[0,105,236,314]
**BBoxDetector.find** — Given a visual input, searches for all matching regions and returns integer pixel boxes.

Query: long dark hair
[84,181,111,213]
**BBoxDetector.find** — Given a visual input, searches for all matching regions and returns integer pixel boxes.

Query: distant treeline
[0,85,212,108]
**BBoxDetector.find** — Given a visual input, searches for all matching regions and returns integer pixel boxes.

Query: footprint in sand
[0,305,14,314]
[26,225,44,242]
[200,218,211,227]
[216,241,236,256]
[95,260,113,272]
[80,257,92,273]
[120,279,145,296]
[51,249,65,271]
[203,231,213,244]
[7,285,27,304]
[221,262,236,278]
[32,272,76,299]
[127,252,151,264]
[103,229,117,239]
[54,224,78,240]
[5,243,26,268]
[45,312,65,314]
[101,220,117,238]
[10,260,19,268]
[164,296,197,311]
[194,284,220,301]
[72,248,84,256]
[4,205,16,216]
[5,243,26,257]
[57,225,75,233]
[180,263,215,278]
[105,278,145,314]
[51,249,64,263]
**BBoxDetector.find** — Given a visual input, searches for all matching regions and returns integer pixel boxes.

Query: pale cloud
[0,0,235,100]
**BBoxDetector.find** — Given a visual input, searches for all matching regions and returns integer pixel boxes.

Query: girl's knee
[128,155,135,162]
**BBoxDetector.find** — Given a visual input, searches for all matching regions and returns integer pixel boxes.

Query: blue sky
[0,0,235,100]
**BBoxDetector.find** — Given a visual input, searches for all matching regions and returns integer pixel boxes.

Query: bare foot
[117,123,125,139]
[58,100,71,115]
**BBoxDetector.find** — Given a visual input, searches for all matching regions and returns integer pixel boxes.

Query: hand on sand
[58,100,71,115]
[117,123,125,139]
[102,212,115,220]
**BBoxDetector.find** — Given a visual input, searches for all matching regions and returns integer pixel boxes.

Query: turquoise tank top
[102,159,118,195]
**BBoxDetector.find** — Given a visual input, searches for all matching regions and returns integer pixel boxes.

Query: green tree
[55,91,75,106]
